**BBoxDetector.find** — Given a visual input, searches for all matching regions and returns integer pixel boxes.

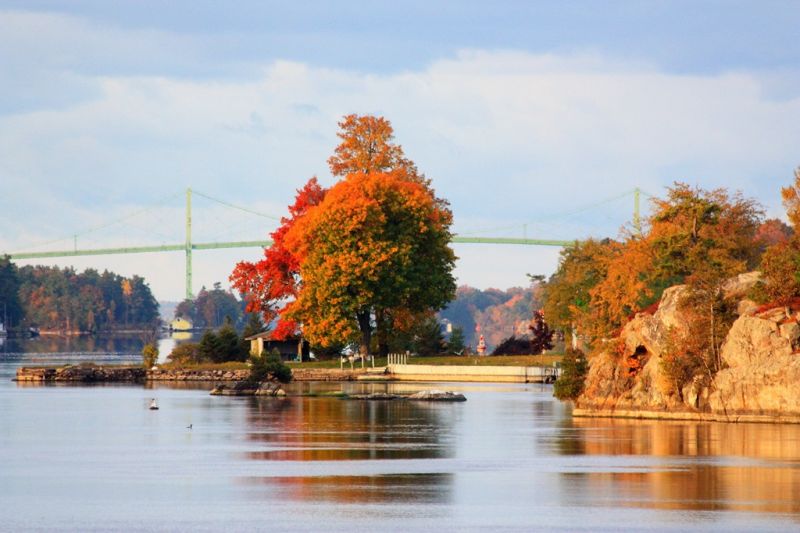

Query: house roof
[245,331,272,340]
[245,332,301,342]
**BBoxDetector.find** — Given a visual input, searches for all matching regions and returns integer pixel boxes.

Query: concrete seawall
[15,365,555,384]
[386,364,559,383]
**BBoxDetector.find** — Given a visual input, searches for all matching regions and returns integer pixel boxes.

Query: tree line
[0,259,159,332]
[174,282,246,329]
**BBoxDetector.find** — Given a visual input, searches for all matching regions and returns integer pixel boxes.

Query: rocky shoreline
[14,366,369,383]
[575,272,800,424]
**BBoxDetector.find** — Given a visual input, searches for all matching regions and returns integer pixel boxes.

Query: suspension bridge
[4,188,648,299]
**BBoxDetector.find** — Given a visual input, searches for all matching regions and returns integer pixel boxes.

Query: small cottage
[245,331,310,362]
[170,317,193,331]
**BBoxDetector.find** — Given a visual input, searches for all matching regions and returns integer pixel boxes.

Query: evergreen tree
[447,326,466,355]
[411,316,446,356]
[198,330,224,362]
[218,320,245,362]
[242,312,264,339]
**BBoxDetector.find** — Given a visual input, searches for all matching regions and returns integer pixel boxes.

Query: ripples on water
[1,343,799,531]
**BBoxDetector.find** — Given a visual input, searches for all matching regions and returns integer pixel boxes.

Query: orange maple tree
[284,168,455,355]
[231,114,456,355]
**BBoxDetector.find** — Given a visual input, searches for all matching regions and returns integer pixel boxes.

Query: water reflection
[1,334,147,355]
[238,383,455,503]
[552,417,800,515]
[242,473,453,504]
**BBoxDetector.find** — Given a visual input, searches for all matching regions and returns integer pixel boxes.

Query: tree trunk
[357,309,372,357]
[376,308,389,358]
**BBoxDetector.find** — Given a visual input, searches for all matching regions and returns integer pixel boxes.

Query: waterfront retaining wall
[387,364,559,383]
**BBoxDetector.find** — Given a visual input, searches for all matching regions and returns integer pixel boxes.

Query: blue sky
[1,1,799,300]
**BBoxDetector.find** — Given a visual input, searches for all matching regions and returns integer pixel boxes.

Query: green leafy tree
[553,349,588,401]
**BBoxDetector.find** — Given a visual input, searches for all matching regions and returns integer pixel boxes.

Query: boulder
[721,271,761,300]
[407,390,466,402]
[653,285,690,334]
[708,313,800,414]
[720,316,792,368]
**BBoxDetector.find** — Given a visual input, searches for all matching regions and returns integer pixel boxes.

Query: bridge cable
[192,190,280,221]
[9,191,183,253]
[456,188,637,237]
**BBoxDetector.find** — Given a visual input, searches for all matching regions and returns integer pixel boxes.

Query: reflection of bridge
[6,188,647,299]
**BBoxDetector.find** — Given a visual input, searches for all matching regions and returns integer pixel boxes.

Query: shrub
[142,343,159,368]
[553,348,588,401]
[248,348,292,384]
[167,343,201,365]
[492,336,531,355]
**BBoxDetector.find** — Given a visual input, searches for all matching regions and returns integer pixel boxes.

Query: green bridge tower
[185,188,192,300]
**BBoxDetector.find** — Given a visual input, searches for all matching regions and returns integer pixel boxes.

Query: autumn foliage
[230,178,326,339]
[545,183,763,347]
[231,114,456,355]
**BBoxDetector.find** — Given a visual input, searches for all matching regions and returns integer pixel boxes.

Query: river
[1,337,799,531]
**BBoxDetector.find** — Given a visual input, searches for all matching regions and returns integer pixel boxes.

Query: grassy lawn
[288,354,563,368]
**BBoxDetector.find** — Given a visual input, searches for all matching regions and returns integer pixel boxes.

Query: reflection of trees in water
[242,473,453,504]
[8,335,146,355]
[243,395,453,461]
[555,417,800,514]
[240,393,455,504]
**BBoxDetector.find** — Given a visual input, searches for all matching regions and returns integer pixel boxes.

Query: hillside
[439,284,544,351]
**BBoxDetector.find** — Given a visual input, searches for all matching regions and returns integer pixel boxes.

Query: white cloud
[1,22,799,300]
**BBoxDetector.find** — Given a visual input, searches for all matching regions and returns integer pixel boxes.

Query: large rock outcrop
[708,312,800,414]
[576,272,800,420]
[579,285,690,411]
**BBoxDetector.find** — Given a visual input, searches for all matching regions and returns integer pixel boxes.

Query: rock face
[577,272,800,420]
[708,311,800,414]
[579,285,690,411]
[16,366,146,382]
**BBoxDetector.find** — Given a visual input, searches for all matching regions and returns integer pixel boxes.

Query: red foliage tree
[230,178,326,339]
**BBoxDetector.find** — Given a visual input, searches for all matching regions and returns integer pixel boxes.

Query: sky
[1,1,799,302]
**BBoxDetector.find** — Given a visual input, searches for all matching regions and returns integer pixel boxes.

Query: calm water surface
[1,339,799,531]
